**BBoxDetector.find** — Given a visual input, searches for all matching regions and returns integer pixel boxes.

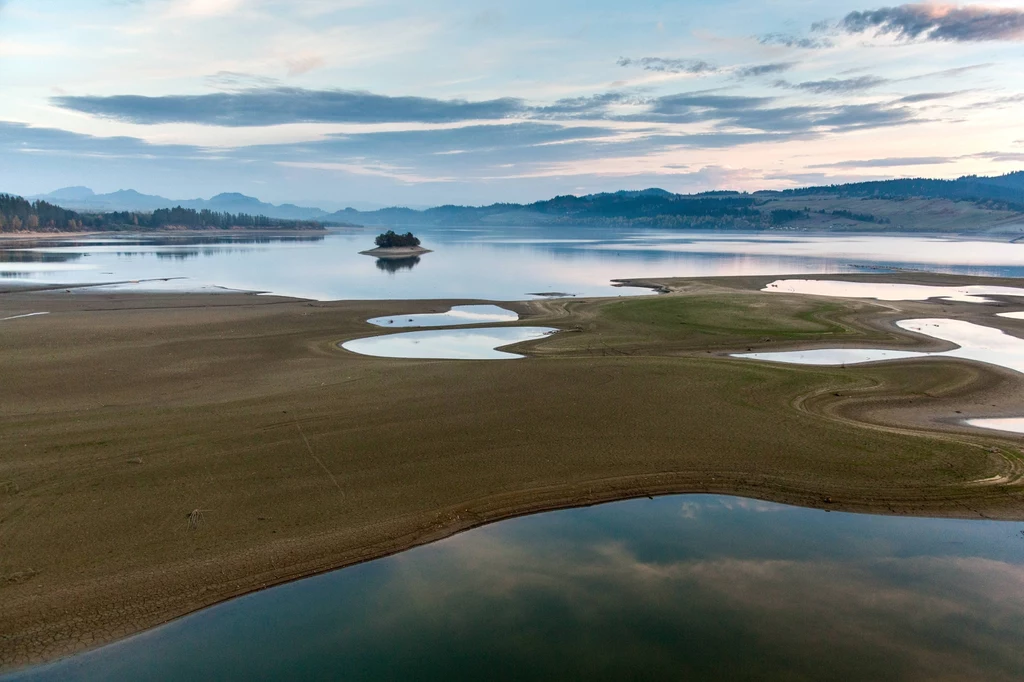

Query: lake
[8,495,1023,681]
[5,227,1024,301]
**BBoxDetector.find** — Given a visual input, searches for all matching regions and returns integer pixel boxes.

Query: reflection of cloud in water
[400,529,1024,679]
[679,496,784,519]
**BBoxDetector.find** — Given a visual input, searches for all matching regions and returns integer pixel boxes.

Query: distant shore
[0,227,331,241]
[359,245,432,258]
[2,272,1024,671]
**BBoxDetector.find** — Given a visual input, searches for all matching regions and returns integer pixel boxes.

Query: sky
[1,0,1023,209]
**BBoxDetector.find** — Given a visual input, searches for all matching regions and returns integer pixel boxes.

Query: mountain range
[26,171,1024,233]
[30,187,332,221]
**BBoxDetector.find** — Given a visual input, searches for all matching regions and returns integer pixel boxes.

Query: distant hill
[20,171,1024,235]
[0,193,328,233]
[29,188,330,221]
[774,171,1024,209]
[319,173,1024,234]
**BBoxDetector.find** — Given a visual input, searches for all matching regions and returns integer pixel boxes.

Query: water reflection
[5,229,1024,301]
[375,256,420,273]
[0,250,83,264]
[10,495,1023,681]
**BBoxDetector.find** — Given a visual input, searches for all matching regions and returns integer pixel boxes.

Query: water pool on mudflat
[763,279,1024,303]
[366,305,518,328]
[341,327,557,359]
[966,418,1024,435]
[735,318,1024,375]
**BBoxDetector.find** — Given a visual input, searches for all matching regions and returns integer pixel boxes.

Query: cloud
[203,71,281,90]
[617,57,719,75]
[838,4,1024,42]
[965,151,1024,163]
[807,156,951,169]
[758,33,834,49]
[897,91,963,103]
[51,88,527,126]
[735,63,794,78]
[48,76,927,145]
[619,57,795,80]
[0,120,207,159]
[533,92,638,118]
[627,93,917,134]
[775,75,889,94]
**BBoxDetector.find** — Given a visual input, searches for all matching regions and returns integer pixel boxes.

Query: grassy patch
[603,294,847,339]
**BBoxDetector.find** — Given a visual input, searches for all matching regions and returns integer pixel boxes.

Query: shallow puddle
[966,418,1024,435]
[763,279,1024,303]
[736,318,1024,375]
[341,327,557,359]
[367,305,518,328]
[9,495,1024,682]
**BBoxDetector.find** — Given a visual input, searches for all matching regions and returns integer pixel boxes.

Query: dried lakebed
[6,275,1024,673]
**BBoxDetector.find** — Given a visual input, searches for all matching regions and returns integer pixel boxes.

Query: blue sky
[1,0,1023,208]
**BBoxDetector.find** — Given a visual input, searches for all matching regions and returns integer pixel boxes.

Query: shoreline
[2,274,1024,671]
[359,245,433,258]
[0,228,330,241]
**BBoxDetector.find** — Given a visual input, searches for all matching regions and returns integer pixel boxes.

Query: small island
[360,230,432,258]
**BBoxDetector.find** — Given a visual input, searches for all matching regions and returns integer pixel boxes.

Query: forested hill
[778,171,1024,208]
[0,194,326,233]
[322,171,1024,233]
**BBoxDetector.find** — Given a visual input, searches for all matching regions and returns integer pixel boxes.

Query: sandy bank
[359,245,433,258]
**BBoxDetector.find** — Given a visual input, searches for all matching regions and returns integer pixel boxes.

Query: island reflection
[376,256,421,273]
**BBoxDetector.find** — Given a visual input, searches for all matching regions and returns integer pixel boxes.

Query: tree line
[374,230,421,248]
[0,194,324,233]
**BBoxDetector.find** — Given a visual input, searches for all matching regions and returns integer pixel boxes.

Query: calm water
[5,228,1024,301]
[9,495,1024,681]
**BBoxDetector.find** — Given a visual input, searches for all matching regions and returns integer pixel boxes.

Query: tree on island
[374,230,421,248]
